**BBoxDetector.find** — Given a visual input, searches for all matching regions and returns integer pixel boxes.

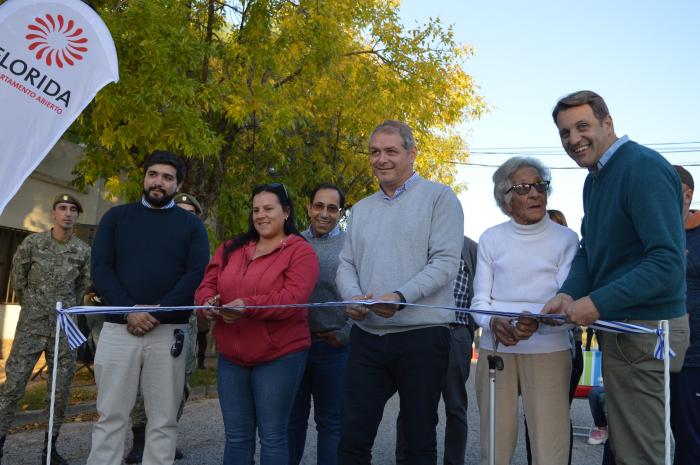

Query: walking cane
[487,337,504,465]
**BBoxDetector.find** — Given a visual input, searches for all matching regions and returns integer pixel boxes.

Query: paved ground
[4,361,605,464]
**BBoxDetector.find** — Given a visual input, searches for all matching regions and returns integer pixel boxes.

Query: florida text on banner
[0,0,119,214]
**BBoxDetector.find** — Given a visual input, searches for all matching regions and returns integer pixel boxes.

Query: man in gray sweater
[289,183,350,465]
[336,120,464,465]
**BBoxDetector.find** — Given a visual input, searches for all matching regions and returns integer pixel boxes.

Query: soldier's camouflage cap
[52,193,83,213]
[174,193,202,214]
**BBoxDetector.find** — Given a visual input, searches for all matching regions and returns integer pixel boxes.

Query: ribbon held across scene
[55,299,674,360]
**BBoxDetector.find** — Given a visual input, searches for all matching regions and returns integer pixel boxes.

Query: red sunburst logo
[25,14,89,68]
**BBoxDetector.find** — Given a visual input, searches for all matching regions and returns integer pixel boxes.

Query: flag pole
[46,301,63,465]
[660,319,671,465]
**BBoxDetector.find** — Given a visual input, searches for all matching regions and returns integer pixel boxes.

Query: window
[0,226,30,304]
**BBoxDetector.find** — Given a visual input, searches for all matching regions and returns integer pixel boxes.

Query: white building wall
[1,139,118,356]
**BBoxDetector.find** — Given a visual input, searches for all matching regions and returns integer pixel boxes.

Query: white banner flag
[0,0,118,215]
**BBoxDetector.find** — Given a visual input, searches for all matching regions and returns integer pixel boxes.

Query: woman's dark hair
[223,183,301,262]
[547,209,568,227]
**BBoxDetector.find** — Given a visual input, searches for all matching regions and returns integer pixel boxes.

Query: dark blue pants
[588,386,608,428]
[396,325,473,465]
[670,366,700,465]
[288,340,349,465]
[338,325,450,465]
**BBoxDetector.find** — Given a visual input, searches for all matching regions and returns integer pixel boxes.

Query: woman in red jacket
[195,183,319,465]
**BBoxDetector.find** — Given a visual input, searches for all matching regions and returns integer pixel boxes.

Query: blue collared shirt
[380,172,420,201]
[595,135,629,172]
[305,224,341,239]
[141,196,176,209]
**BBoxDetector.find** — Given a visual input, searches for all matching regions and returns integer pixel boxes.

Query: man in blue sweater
[86,151,210,465]
[543,91,689,465]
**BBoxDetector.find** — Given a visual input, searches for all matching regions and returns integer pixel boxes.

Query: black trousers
[670,366,700,465]
[338,325,450,465]
[396,325,473,465]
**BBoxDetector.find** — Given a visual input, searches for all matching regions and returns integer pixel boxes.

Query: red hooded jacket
[195,234,319,366]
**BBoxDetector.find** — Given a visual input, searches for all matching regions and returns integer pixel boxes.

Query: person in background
[586,386,608,445]
[472,157,579,465]
[547,209,568,228]
[0,194,90,465]
[543,90,689,465]
[670,165,700,465]
[195,183,319,465]
[288,183,349,465]
[196,313,211,370]
[174,191,211,372]
[548,208,584,409]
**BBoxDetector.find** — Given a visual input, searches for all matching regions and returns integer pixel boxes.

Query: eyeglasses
[310,202,341,214]
[505,180,550,196]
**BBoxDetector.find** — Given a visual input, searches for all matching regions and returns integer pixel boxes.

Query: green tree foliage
[73,0,486,240]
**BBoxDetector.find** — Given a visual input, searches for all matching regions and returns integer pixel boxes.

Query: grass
[189,366,217,387]
[16,363,217,411]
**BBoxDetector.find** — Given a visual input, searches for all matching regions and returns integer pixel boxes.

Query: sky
[399,0,700,240]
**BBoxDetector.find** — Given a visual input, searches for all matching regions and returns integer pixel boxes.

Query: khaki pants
[86,323,187,465]
[131,312,198,426]
[475,349,571,465]
[600,316,689,465]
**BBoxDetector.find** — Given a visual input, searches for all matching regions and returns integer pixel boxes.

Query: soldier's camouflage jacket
[11,230,91,337]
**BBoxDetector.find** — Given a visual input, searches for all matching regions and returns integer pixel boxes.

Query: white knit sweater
[472,215,579,354]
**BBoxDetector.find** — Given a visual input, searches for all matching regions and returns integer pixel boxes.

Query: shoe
[41,449,69,465]
[588,427,608,445]
[41,433,68,465]
[175,448,184,460]
[124,426,145,464]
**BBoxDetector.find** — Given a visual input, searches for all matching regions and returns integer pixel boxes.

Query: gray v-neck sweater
[336,177,464,335]
[301,229,351,344]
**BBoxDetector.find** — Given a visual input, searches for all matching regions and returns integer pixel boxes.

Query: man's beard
[144,187,175,207]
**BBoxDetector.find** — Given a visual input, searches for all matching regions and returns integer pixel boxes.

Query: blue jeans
[288,340,349,465]
[588,386,608,428]
[217,350,308,465]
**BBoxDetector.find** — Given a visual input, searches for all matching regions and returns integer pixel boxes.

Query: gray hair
[493,156,552,216]
[369,120,416,151]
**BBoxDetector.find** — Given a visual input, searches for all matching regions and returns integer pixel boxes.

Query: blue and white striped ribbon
[55,300,674,360]
[654,328,676,359]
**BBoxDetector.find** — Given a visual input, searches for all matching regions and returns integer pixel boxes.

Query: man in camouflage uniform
[0,194,91,465]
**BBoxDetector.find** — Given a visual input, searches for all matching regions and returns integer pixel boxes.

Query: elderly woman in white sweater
[472,156,579,465]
